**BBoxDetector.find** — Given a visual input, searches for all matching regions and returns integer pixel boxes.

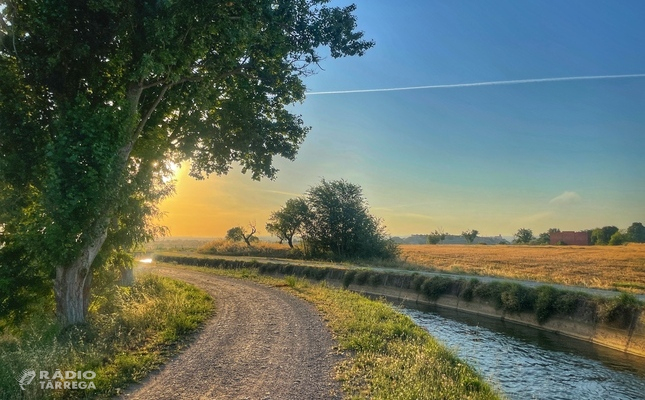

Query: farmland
[400,243,645,293]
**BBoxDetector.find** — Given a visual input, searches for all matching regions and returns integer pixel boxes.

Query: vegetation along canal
[401,305,645,399]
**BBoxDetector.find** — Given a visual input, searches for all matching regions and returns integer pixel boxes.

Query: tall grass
[0,275,213,400]
[198,239,300,258]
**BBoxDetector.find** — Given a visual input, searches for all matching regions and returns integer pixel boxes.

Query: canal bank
[154,254,645,358]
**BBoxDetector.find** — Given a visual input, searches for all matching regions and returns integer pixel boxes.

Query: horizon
[158,1,645,239]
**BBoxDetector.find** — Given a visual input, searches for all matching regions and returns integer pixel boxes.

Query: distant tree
[627,222,645,243]
[536,228,560,245]
[591,226,619,245]
[427,229,447,245]
[514,228,534,244]
[609,231,628,246]
[225,223,257,246]
[301,179,398,259]
[462,229,479,244]
[225,227,245,242]
[266,198,309,248]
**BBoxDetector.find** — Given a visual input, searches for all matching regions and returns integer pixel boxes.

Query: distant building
[549,231,590,245]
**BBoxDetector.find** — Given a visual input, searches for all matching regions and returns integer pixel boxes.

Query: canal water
[401,305,645,400]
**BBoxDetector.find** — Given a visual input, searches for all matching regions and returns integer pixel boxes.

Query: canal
[402,305,645,400]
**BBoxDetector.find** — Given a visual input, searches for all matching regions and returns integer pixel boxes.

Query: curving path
[120,266,342,400]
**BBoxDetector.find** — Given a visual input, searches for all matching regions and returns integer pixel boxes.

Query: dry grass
[400,243,645,293]
[198,239,297,258]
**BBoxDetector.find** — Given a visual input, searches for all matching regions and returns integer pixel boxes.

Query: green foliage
[598,293,641,328]
[272,179,399,260]
[0,0,373,323]
[591,226,619,245]
[266,198,309,248]
[457,278,479,302]
[225,224,257,246]
[427,229,447,245]
[514,228,534,244]
[627,222,645,243]
[461,229,479,244]
[225,227,245,242]
[342,270,357,288]
[421,276,453,300]
[609,231,628,246]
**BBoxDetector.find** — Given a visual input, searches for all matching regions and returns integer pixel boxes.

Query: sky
[159,0,645,238]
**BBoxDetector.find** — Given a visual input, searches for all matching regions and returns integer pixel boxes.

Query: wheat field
[400,243,645,293]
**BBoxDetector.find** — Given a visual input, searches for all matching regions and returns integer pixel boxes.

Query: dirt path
[120,266,342,400]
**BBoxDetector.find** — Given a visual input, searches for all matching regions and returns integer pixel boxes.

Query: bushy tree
[609,231,628,246]
[627,222,645,243]
[266,198,309,248]
[295,179,398,260]
[0,1,373,325]
[514,228,534,244]
[591,226,619,245]
[427,229,447,245]
[462,229,479,244]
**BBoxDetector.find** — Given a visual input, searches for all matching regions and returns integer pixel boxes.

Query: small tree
[627,222,645,243]
[225,227,245,242]
[427,229,447,245]
[514,228,534,244]
[225,223,257,246]
[462,229,479,244]
[266,198,309,248]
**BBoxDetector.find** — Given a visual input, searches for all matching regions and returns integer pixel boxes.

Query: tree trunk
[287,237,293,248]
[119,265,135,286]
[54,227,108,326]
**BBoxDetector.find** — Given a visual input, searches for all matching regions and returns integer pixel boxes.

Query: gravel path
[120,266,342,400]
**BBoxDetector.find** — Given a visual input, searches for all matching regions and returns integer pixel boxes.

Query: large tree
[0,0,373,325]
[301,179,398,260]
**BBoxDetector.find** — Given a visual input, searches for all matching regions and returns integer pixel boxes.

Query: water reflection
[402,305,645,400]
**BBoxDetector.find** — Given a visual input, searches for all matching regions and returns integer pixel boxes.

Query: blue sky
[161,0,645,237]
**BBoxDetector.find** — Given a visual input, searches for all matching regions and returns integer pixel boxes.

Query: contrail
[305,73,645,95]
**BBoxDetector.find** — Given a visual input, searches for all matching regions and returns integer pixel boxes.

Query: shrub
[535,286,558,324]
[354,270,371,286]
[420,276,452,300]
[499,283,535,313]
[598,293,641,328]
[343,270,357,288]
[368,273,383,287]
[457,278,479,302]
[410,274,425,291]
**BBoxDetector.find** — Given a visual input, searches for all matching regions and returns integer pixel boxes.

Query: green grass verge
[177,264,502,400]
[0,274,213,400]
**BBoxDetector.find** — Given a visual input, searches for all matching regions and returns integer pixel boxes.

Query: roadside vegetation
[0,275,213,399]
[158,254,643,330]
[170,263,501,399]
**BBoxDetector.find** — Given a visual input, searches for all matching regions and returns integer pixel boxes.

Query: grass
[197,239,299,258]
[400,243,645,293]
[0,275,213,399]
[173,263,501,400]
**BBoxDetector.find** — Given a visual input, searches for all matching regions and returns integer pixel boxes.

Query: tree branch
[134,84,170,139]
